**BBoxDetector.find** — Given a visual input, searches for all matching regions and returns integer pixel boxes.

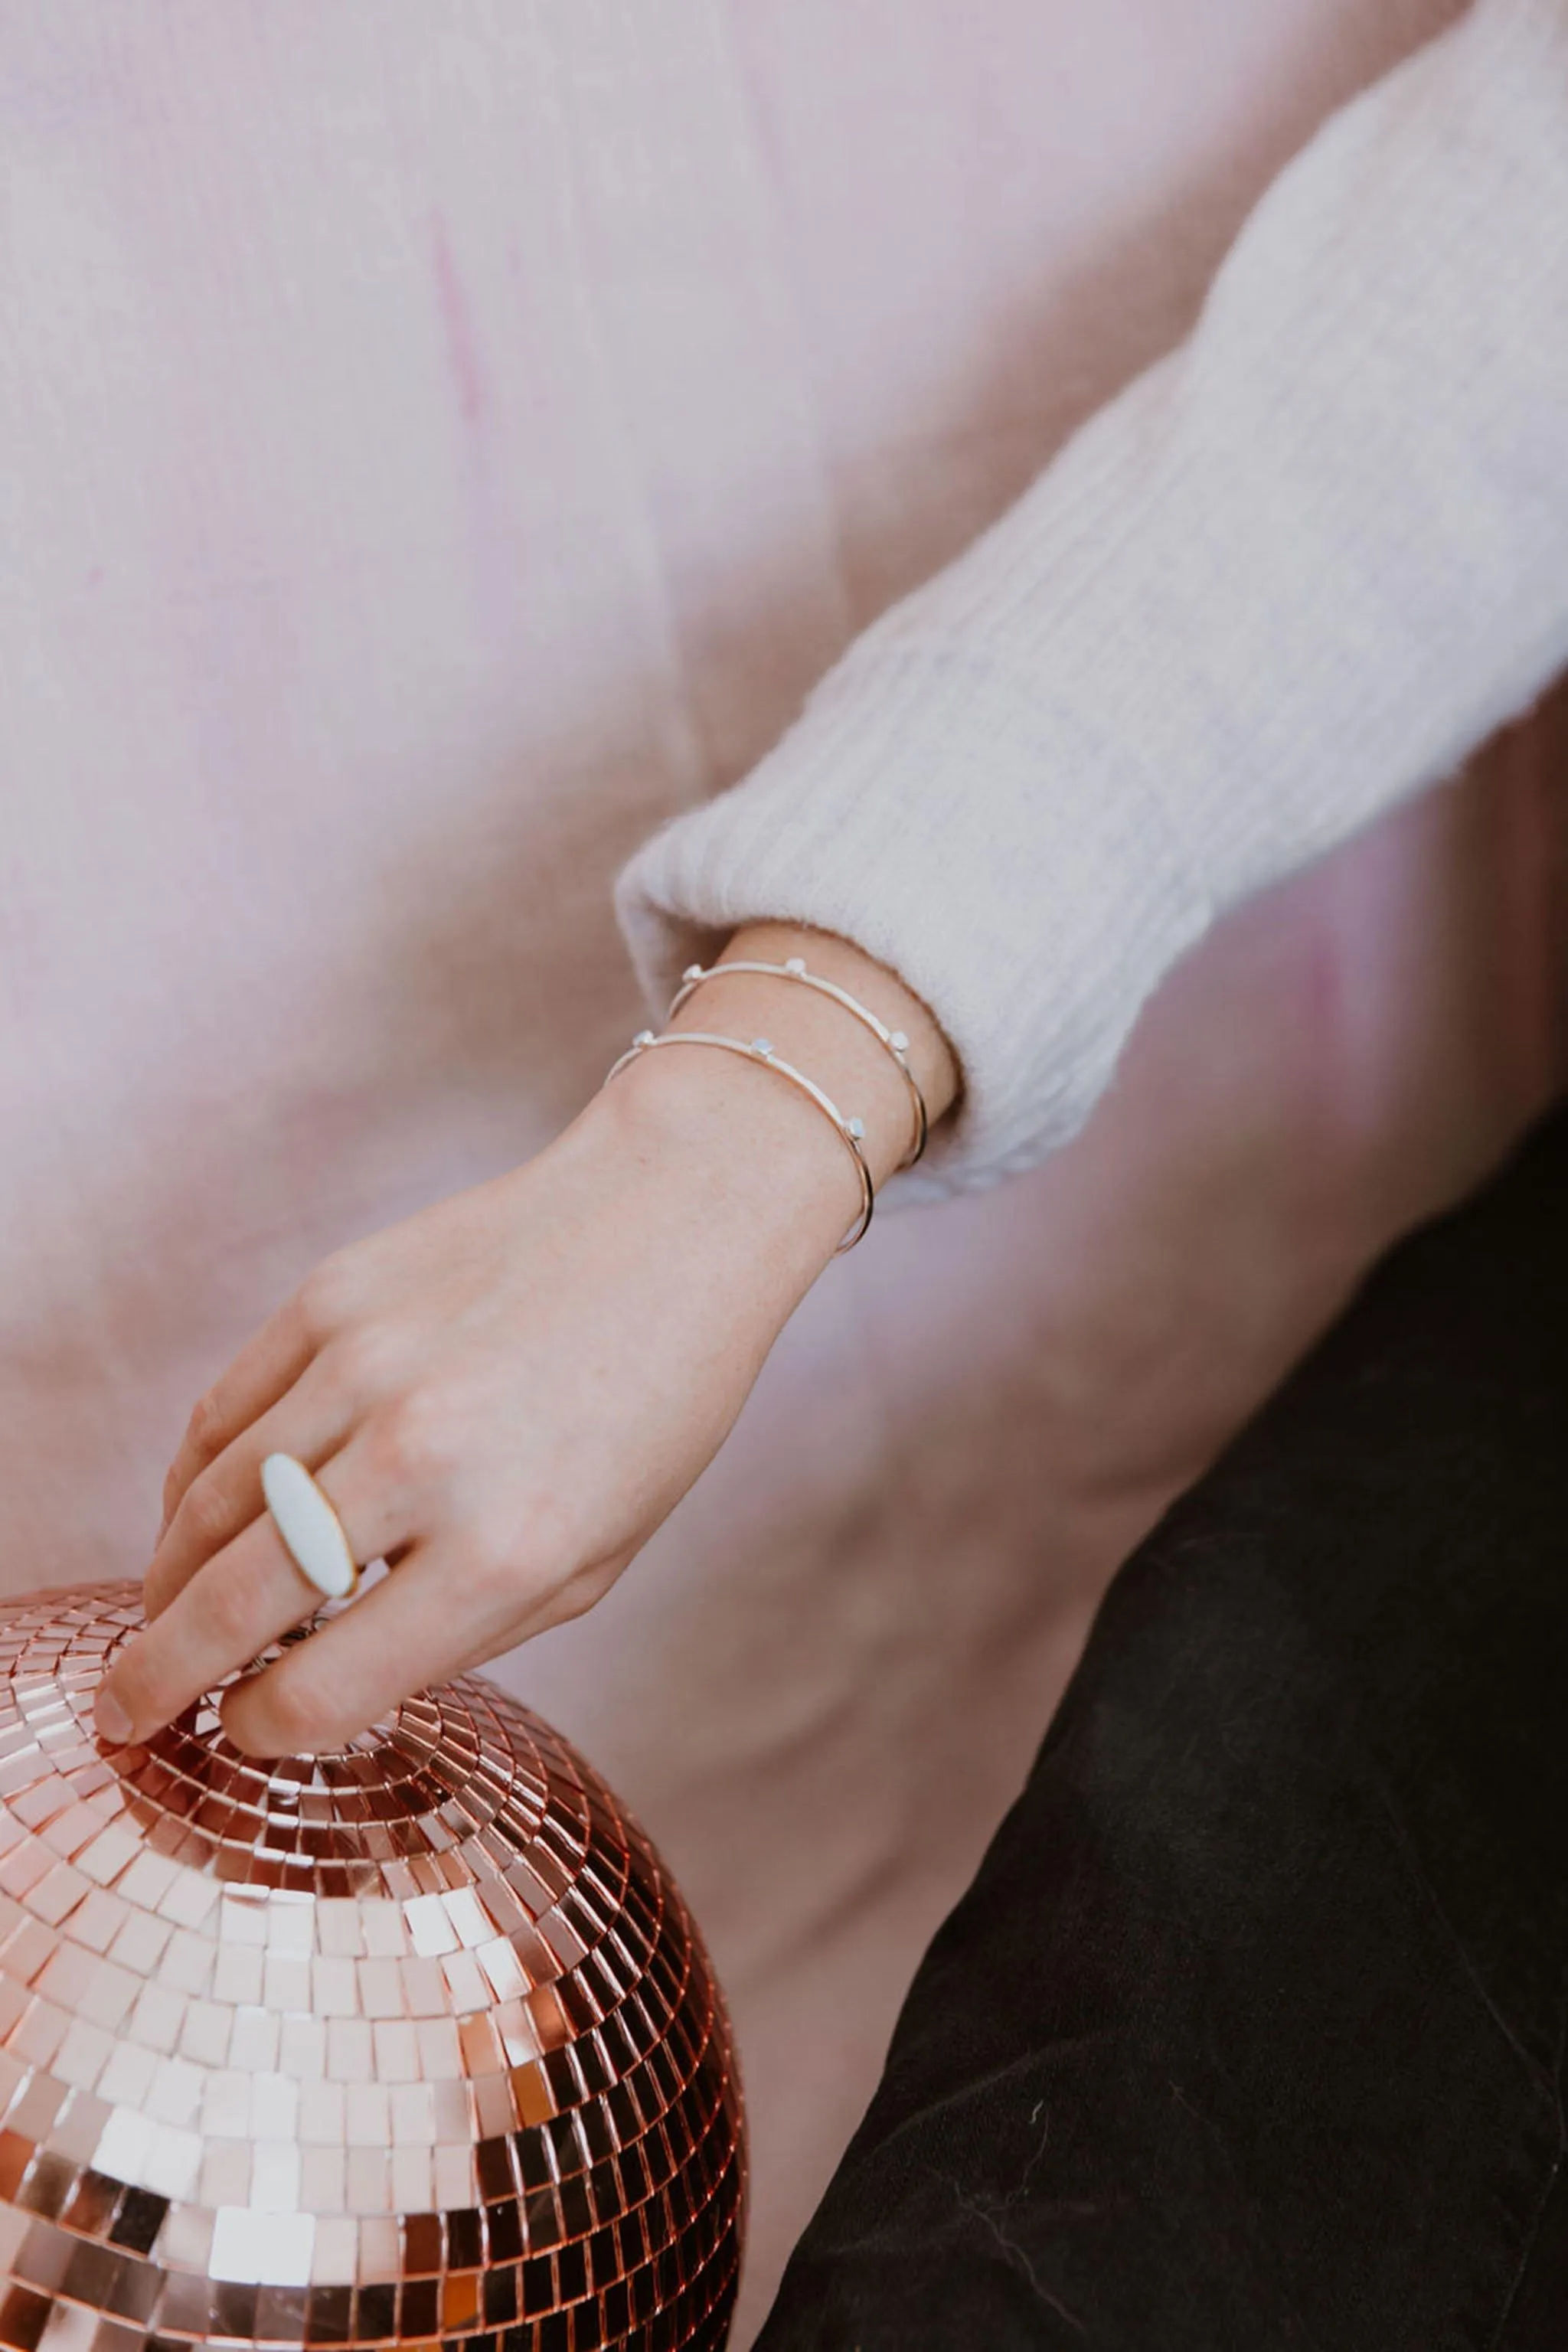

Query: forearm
[619,0,1568,1197]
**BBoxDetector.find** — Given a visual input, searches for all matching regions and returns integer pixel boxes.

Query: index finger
[160,1296,315,1534]
[218,1544,528,1757]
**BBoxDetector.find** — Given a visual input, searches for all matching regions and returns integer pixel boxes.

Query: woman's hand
[95,926,956,1757]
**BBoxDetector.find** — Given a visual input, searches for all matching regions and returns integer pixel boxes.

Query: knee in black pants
[759,1114,1568,2350]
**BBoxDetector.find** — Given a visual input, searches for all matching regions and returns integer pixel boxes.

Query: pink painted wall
[3,4,1560,2337]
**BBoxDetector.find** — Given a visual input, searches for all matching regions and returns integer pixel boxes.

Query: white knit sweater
[616,0,1568,1198]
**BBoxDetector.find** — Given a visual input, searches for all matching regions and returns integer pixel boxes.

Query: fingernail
[94,1689,133,1746]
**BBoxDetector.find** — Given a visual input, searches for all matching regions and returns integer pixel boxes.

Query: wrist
[666,925,957,1185]
[579,1034,858,1272]
[578,923,958,1280]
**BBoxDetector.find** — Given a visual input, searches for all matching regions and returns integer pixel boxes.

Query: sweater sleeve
[615,0,1568,1199]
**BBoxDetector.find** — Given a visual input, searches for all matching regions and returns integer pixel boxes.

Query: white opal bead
[261,1453,358,1600]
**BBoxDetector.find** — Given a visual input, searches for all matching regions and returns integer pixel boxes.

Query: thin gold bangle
[668,959,929,1167]
[603,1029,874,1252]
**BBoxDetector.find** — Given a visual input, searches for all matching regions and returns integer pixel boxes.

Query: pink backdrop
[3,5,1563,2338]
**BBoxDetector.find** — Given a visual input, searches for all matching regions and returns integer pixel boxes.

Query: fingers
[159,1295,316,1537]
[220,1533,632,1758]
[217,1543,515,1757]
[145,1357,357,1619]
[100,1435,407,1748]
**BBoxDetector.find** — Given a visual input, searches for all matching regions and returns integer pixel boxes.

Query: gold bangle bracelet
[603,1028,875,1252]
[668,958,929,1168]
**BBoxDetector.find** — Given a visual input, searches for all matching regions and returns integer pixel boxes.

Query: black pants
[758,1111,1568,2350]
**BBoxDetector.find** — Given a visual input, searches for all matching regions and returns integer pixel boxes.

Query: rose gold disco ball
[0,1586,744,2352]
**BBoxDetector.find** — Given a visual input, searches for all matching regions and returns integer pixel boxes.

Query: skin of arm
[91,3,1568,1762]
[93,923,958,1756]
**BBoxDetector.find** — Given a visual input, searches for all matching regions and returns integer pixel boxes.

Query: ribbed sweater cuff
[617,0,1568,1199]
[616,641,1213,1197]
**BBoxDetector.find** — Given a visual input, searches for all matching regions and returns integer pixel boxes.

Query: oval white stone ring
[260,1452,361,1602]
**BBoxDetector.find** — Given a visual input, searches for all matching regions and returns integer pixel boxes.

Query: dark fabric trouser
[757,1109,1568,2350]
